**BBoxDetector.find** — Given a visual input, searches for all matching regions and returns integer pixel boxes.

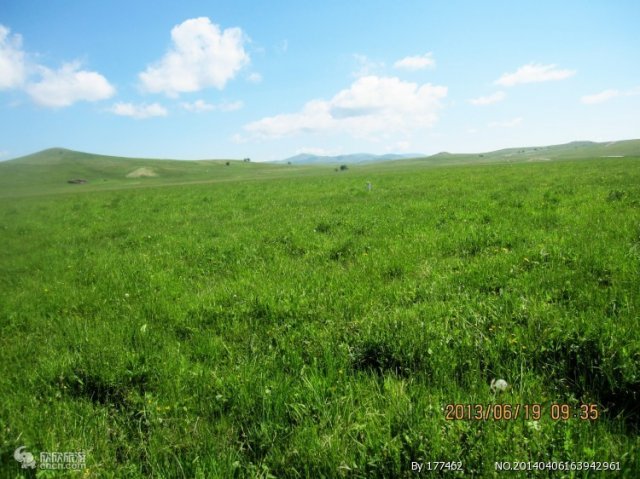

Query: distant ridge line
[277,139,640,165]
[4,138,640,165]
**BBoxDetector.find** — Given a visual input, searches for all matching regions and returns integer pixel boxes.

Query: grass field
[1,151,640,477]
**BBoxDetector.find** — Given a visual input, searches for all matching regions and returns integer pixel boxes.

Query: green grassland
[1,149,640,477]
[0,148,322,199]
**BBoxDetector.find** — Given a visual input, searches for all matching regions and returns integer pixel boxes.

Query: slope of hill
[279,152,423,165]
[0,148,295,197]
[2,139,638,198]
[425,139,640,163]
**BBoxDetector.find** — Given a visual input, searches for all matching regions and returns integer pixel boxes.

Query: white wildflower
[490,378,509,393]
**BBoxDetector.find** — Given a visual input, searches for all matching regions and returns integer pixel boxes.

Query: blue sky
[1,1,638,161]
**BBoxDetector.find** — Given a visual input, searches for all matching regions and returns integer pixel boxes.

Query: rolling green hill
[410,138,640,166]
[0,148,306,197]
[2,140,639,198]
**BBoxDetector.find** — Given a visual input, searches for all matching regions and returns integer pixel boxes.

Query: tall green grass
[1,158,639,477]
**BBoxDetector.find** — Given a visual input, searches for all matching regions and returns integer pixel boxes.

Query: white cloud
[181,99,243,112]
[244,75,447,139]
[469,91,506,106]
[109,102,167,119]
[488,117,523,128]
[26,61,115,107]
[393,53,435,71]
[580,87,640,105]
[244,100,331,138]
[139,17,249,96]
[1,25,115,108]
[247,72,262,83]
[495,63,575,87]
[580,89,620,104]
[0,25,26,89]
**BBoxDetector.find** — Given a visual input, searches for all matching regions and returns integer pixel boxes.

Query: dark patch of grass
[58,363,153,410]
[537,331,640,429]
[382,264,405,281]
[314,221,332,234]
[607,189,627,202]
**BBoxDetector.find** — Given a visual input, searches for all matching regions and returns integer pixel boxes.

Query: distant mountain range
[277,152,424,165]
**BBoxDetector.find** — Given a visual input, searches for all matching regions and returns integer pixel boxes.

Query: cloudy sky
[1,1,638,161]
